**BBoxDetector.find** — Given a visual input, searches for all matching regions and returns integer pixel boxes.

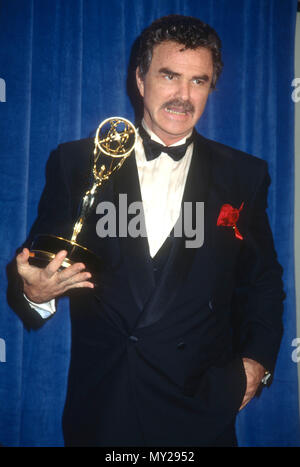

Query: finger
[43,250,68,278]
[16,248,30,266]
[61,270,92,287]
[239,396,249,411]
[66,280,94,291]
[240,399,250,410]
[16,249,33,280]
[239,390,256,411]
[57,262,87,283]
[239,397,246,411]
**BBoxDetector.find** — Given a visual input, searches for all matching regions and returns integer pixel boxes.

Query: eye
[193,77,210,87]
[193,78,204,85]
[164,73,174,81]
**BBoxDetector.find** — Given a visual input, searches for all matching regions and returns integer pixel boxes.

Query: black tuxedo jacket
[12,132,284,446]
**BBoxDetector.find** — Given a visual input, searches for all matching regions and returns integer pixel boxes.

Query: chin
[162,123,192,138]
[160,116,194,136]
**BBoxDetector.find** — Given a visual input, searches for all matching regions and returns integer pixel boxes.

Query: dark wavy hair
[136,15,223,90]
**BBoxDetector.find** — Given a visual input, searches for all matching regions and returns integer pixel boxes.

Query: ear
[136,67,144,98]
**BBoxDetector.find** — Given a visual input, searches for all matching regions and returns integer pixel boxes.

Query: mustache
[162,99,195,113]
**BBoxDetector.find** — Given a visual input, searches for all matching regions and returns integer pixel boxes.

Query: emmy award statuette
[29,117,137,274]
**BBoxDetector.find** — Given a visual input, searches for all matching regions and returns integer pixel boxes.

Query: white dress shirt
[25,120,193,318]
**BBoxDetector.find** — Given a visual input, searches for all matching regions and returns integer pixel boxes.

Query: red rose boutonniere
[217,202,244,240]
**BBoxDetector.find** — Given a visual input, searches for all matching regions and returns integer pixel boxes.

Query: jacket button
[129,335,139,342]
[177,341,186,350]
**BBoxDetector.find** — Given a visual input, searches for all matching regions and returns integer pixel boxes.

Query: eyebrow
[158,67,210,82]
[159,67,181,77]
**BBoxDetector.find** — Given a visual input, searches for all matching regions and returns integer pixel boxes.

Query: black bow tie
[138,125,194,162]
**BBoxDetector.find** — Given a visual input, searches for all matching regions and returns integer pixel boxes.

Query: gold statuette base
[29,234,102,275]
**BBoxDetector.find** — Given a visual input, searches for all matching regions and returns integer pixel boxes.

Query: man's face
[136,41,214,145]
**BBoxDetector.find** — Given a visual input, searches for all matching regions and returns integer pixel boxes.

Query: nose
[175,79,191,101]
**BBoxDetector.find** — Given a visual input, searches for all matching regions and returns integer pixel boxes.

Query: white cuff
[24,294,56,319]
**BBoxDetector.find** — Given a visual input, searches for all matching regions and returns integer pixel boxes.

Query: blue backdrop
[0,0,299,447]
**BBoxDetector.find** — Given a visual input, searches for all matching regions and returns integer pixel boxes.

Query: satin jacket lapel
[136,133,213,329]
[114,151,155,310]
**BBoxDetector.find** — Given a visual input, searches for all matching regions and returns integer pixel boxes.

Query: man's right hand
[16,248,94,304]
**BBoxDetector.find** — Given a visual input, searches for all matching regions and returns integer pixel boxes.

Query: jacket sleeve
[7,145,72,330]
[232,164,285,373]
[26,144,74,244]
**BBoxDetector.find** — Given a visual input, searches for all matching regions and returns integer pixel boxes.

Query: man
[14,15,284,446]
